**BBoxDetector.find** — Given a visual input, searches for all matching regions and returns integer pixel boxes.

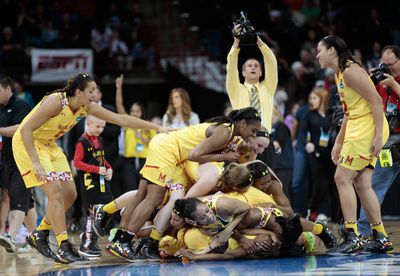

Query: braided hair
[218,162,254,191]
[173,198,203,221]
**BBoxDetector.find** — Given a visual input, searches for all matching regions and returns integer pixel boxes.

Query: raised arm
[115,74,127,115]
[257,36,278,95]
[226,25,242,108]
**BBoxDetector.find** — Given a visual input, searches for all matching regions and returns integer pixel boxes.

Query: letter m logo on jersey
[158,173,166,183]
[345,155,354,166]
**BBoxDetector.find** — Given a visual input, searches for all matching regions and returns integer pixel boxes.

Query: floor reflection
[32,253,400,276]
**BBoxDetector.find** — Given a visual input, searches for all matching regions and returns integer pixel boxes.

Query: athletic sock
[344,220,359,236]
[37,218,52,231]
[149,228,162,241]
[370,222,387,237]
[56,231,68,246]
[103,201,118,215]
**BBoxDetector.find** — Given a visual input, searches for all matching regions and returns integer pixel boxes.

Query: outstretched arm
[87,102,170,132]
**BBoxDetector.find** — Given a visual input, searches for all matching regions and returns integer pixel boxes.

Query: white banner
[31,49,93,82]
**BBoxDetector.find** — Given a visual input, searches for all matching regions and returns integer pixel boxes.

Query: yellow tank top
[123,128,156,158]
[224,186,276,207]
[335,70,373,119]
[176,122,234,162]
[16,92,87,144]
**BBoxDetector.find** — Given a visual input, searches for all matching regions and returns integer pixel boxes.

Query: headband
[252,168,269,180]
[237,173,254,188]
[256,130,271,139]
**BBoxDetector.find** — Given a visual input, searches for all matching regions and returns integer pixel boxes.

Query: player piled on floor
[73,115,113,258]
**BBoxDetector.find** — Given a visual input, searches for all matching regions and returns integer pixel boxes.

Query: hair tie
[69,73,90,93]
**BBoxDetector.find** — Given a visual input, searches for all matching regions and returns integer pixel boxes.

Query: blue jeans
[291,148,310,216]
[358,161,400,236]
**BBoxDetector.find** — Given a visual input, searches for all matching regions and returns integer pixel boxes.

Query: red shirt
[73,133,111,173]
[377,76,400,111]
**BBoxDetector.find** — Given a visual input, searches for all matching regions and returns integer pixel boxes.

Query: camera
[233,11,258,45]
[370,63,391,85]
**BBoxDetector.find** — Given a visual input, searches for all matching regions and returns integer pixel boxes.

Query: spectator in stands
[128,28,156,72]
[41,19,60,48]
[59,13,80,48]
[226,24,278,169]
[162,88,200,129]
[110,29,129,71]
[0,26,25,76]
[14,80,35,108]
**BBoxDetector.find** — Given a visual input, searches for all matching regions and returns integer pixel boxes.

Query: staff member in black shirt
[0,75,35,252]
[299,87,337,222]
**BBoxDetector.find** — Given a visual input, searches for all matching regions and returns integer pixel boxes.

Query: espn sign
[31,49,93,82]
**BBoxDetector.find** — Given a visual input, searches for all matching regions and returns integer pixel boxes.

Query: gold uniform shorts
[12,134,72,188]
[338,115,389,170]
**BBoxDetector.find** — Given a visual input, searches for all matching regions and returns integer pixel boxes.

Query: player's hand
[105,168,113,181]
[331,142,342,165]
[370,135,383,157]
[240,236,259,254]
[33,161,47,182]
[223,151,240,162]
[115,74,124,89]
[158,126,175,133]
[98,166,107,175]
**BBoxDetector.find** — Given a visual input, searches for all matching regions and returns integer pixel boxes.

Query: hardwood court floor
[0,221,399,276]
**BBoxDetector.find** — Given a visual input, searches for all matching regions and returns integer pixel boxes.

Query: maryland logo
[338,154,353,166]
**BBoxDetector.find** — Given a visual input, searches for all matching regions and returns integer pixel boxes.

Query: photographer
[358,45,400,237]
[226,19,278,168]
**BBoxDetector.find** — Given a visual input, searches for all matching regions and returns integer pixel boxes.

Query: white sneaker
[17,242,32,253]
[0,233,16,253]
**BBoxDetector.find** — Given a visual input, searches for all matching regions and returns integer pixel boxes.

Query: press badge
[100,175,105,192]
[136,143,144,152]
[379,149,393,167]
[319,129,329,148]
[386,102,397,113]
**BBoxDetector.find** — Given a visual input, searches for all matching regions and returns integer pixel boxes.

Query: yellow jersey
[15,92,87,144]
[123,128,156,158]
[224,186,276,206]
[176,122,233,162]
[335,70,373,120]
